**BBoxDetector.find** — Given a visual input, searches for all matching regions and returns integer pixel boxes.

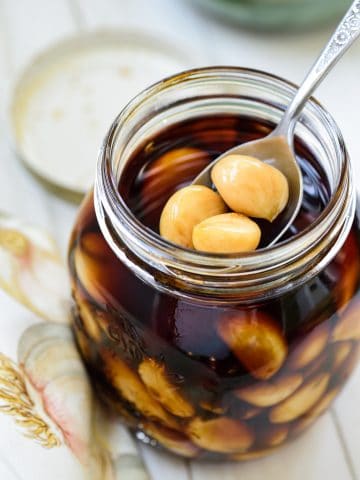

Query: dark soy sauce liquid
[69,113,360,460]
[119,114,330,247]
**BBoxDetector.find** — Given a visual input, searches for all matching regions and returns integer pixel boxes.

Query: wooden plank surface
[0,0,359,478]
[333,367,360,480]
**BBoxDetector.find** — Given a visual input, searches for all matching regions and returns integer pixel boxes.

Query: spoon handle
[278,0,360,135]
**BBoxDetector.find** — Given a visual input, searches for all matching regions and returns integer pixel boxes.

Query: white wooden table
[0,1,359,479]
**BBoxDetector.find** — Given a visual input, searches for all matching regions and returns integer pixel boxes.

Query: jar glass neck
[95,67,355,301]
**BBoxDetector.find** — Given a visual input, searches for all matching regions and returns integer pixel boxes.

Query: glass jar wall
[68,68,360,460]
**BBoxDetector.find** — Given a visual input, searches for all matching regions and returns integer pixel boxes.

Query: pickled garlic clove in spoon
[193,135,301,247]
[211,154,290,222]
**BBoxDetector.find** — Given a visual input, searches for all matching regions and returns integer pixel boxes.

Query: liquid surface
[120,115,329,248]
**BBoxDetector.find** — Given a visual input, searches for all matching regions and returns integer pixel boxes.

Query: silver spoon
[193,0,360,247]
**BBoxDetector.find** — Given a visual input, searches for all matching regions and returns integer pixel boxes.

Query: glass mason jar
[192,0,351,31]
[68,67,360,461]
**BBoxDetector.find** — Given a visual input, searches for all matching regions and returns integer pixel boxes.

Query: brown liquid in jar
[69,114,360,459]
[120,115,329,247]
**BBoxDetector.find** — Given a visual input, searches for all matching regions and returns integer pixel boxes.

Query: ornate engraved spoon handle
[278,0,360,134]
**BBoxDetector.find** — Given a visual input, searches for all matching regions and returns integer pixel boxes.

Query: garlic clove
[235,374,303,407]
[192,212,261,253]
[211,154,289,222]
[269,373,330,423]
[138,358,194,418]
[187,417,254,453]
[160,185,227,248]
[218,311,287,380]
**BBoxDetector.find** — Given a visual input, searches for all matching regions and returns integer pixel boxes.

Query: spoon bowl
[193,132,303,246]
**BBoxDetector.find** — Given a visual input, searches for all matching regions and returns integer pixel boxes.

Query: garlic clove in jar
[187,417,254,454]
[218,311,287,380]
[101,350,178,429]
[269,373,330,424]
[143,422,200,458]
[235,374,303,407]
[138,358,195,418]
[333,300,360,341]
[288,323,330,370]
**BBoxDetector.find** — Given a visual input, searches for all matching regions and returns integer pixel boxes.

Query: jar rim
[95,66,354,297]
